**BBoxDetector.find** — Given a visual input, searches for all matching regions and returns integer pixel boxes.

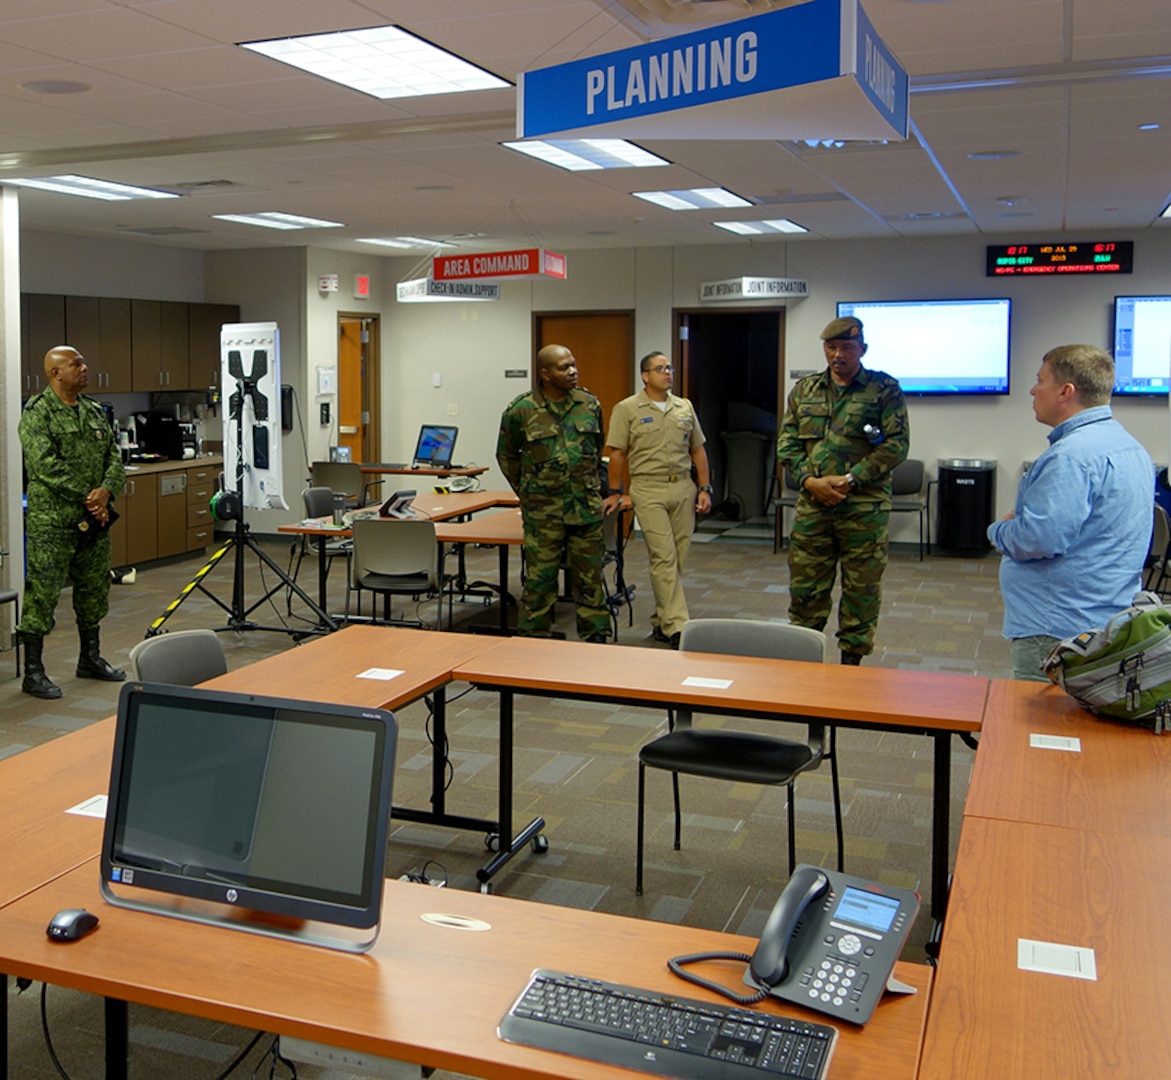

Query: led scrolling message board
[987,241,1133,276]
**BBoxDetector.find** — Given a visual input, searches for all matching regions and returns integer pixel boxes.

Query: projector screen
[835,298,1012,395]
[1112,296,1171,395]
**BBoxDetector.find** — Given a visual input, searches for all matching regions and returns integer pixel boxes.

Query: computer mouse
[46,908,99,942]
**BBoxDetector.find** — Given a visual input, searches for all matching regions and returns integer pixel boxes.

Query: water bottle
[862,423,884,446]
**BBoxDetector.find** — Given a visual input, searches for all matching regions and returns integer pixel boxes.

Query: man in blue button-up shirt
[989,344,1153,681]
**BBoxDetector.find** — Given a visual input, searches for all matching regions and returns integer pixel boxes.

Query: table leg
[105,997,128,1080]
[1,975,8,1080]
[317,535,329,616]
[931,732,951,921]
[431,685,446,817]
[476,687,546,887]
[497,545,509,633]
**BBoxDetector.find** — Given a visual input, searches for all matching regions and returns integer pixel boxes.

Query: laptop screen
[413,424,458,468]
[101,682,397,937]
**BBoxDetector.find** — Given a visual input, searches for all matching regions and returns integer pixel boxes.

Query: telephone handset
[669,865,919,1026]
[749,864,830,987]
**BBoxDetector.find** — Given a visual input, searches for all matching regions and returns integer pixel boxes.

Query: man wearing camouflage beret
[777,317,909,664]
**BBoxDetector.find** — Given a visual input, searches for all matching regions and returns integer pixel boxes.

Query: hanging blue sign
[517,0,907,142]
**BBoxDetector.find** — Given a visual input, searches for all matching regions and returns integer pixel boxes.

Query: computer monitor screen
[101,682,397,936]
[413,425,458,467]
[1112,296,1171,395]
[835,298,1012,395]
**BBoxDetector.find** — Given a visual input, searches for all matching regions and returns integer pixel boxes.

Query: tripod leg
[145,539,236,637]
[244,531,338,630]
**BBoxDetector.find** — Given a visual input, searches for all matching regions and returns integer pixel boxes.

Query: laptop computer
[412,425,458,469]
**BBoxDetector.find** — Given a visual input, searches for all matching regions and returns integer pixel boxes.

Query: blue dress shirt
[988,405,1153,639]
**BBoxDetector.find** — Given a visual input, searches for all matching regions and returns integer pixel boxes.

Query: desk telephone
[670,865,919,1025]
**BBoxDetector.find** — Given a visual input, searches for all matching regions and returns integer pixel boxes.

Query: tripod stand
[146,359,337,638]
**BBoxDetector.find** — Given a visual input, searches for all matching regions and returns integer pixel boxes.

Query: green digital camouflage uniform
[776,366,909,655]
[18,390,125,636]
[497,386,610,639]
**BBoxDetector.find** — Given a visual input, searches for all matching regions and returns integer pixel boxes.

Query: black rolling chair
[889,459,929,560]
[635,619,845,895]
[771,469,801,553]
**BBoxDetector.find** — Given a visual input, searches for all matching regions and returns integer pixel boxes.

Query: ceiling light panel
[358,236,456,248]
[712,219,808,235]
[5,175,179,201]
[633,187,752,210]
[212,212,344,230]
[502,140,670,171]
[240,26,510,101]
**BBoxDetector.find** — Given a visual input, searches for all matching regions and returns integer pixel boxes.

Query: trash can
[936,459,997,556]
[720,431,772,519]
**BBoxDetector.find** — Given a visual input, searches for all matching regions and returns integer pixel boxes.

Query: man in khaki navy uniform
[777,317,909,664]
[605,351,712,649]
[496,344,611,641]
[19,345,126,698]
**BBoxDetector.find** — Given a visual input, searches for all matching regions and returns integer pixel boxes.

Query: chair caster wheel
[530,834,549,854]
[485,833,500,852]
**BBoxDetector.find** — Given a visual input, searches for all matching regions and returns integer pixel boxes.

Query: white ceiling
[1,0,1170,255]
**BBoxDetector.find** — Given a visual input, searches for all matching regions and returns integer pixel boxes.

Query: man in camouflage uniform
[18,345,127,698]
[777,317,909,664]
[496,344,611,640]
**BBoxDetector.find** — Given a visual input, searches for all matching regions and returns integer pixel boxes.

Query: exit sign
[353,273,371,299]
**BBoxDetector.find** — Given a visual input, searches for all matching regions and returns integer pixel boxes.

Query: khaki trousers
[630,475,695,637]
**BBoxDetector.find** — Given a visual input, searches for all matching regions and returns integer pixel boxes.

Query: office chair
[601,508,636,639]
[127,629,227,686]
[889,459,929,561]
[771,468,801,553]
[0,549,19,678]
[345,519,439,628]
[635,619,844,895]
[291,486,352,591]
[1145,503,1171,595]
[310,461,369,510]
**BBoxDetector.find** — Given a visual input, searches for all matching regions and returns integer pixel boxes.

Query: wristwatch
[845,473,858,489]
[698,485,713,493]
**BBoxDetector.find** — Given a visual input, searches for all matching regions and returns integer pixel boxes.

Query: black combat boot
[840,651,863,666]
[21,634,62,699]
[76,626,125,681]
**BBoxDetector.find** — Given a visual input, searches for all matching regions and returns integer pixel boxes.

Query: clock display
[986,241,1133,276]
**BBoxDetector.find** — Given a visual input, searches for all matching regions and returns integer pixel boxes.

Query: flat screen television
[1112,295,1171,395]
[835,298,1012,395]
[101,682,398,952]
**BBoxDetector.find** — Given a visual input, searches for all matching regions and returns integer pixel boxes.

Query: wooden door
[534,312,634,432]
[337,315,380,463]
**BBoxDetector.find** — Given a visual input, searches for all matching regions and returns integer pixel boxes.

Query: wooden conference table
[918,677,1171,1077]
[359,462,488,479]
[453,637,988,918]
[0,626,936,1080]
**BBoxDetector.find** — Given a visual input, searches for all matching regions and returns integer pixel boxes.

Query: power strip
[279,1035,424,1078]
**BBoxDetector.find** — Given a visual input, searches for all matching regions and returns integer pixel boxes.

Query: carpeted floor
[0,521,1009,1078]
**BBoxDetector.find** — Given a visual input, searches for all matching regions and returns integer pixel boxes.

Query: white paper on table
[66,794,107,819]
[682,676,733,690]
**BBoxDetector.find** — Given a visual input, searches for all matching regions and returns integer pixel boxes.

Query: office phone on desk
[671,865,919,1025]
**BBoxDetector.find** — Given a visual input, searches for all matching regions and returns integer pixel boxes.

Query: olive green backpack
[1042,591,1171,733]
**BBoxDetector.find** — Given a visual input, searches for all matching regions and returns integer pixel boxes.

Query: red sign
[432,248,567,282]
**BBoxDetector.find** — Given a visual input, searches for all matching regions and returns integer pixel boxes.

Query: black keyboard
[499,970,838,1079]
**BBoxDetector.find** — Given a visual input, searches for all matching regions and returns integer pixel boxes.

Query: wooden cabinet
[157,471,188,559]
[132,299,188,391]
[110,473,159,568]
[188,303,240,389]
[63,296,132,393]
[185,463,216,552]
[20,294,64,397]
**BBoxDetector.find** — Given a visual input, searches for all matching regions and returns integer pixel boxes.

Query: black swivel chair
[635,619,845,895]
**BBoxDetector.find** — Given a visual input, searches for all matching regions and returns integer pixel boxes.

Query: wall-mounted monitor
[835,298,1012,395]
[1112,296,1171,395]
[101,682,398,952]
